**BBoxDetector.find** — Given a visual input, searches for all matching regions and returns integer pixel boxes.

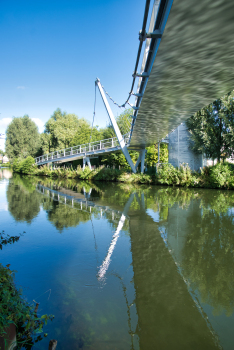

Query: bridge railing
[35,134,130,165]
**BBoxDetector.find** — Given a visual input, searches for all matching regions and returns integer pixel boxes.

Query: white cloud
[32,118,45,133]
[17,86,25,89]
[0,138,5,151]
[0,118,12,133]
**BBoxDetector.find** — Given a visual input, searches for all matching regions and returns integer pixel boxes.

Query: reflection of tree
[181,208,234,316]
[148,187,197,221]
[7,176,40,223]
[46,201,91,232]
[200,191,234,215]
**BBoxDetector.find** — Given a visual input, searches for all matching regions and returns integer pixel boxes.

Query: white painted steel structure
[35,134,130,166]
[35,0,234,171]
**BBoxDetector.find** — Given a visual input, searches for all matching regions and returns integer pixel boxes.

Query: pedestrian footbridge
[35,0,234,172]
[35,134,130,168]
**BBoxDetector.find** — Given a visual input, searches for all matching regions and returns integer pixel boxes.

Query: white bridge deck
[35,134,130,166]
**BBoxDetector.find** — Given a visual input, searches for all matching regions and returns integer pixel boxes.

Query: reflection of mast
[114,273,137,350]
[97,193,135,281]
[98,214,126,280]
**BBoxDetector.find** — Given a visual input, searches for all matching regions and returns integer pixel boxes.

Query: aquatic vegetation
[0,231,54,349]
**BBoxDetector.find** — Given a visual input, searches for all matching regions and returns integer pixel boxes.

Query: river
[1,168,234,350]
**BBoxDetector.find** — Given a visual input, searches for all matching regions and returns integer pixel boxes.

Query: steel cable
[100,0,151,109]
[89,82,97,142]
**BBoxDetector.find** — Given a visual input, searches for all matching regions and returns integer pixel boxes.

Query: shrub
[21,156,36,174]
[12,158,24,173]
[209,162,232,188]
[157,164,180,185]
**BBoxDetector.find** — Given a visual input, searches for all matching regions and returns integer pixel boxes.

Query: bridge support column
[135,149,146,173]
[96,78,136,173]
[83,157,92,170]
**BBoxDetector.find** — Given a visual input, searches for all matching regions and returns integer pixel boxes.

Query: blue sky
[0,0,149,150]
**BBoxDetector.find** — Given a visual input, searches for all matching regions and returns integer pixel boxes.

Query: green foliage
[37,133,51,156]
[0,231,54,349]
[201,162,233,188]
[0,230,21,250]
[20,157,36,174]
[5,115,40,159]
[1,162,11,167]
[12,158,24,173]
[11,156,234,189]
[157,163,200,187]
[146,143,168,166]
[44,108,90,152]
[71,123,102,147]
[12,157,35,175]
[186,90,234,162]
[0,149,5,156]
[101,151,138,169]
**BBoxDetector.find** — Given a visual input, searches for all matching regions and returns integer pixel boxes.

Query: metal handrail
[35,134,130,164]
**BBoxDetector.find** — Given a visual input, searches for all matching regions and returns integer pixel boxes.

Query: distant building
[0,155,9,164]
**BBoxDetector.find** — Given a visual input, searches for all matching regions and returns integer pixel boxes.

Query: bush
[12,158,24,173]
[157,164,180,185]
[209,162,232,188]
[21,156,36,174]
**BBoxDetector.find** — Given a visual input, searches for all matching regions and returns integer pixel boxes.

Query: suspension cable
[100,0,151,109]
[89,82,97,142]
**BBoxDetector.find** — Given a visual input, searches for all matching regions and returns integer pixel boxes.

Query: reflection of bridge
[35,0,234,173]
[36,181,222,348]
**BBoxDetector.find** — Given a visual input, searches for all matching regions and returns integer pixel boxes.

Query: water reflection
[7,175,40,223]
[2,171,234,349]
[0,168,12,180]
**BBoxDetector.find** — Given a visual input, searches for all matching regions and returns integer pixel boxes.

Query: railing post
[71,147,73,155]
[100,141,102,149]
[112,138,114,147]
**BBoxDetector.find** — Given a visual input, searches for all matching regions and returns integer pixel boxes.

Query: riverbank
[0,231,54,348]
[12,156,234,189]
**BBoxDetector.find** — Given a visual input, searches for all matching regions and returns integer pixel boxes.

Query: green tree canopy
[71,123,102,146]
[5,115,40,159]
[101,108,133,139]
[146,143,168,167]
[186,90,234,162]
[44,108,89,151]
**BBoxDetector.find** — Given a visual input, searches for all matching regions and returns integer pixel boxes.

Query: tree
[0,149,5,156]
[71,123,102,146]
[101,108,133,139]
[186,90,234,162]
[44,108,87,151]
[5,115,40,159]
[146,143,168,167]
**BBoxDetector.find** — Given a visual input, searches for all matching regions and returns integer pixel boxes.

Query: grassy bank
[11,156,234,189]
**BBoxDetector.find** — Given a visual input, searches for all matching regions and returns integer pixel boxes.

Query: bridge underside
[130,0,234,148]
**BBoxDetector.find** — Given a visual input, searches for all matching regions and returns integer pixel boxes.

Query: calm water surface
[1,169,234,350]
